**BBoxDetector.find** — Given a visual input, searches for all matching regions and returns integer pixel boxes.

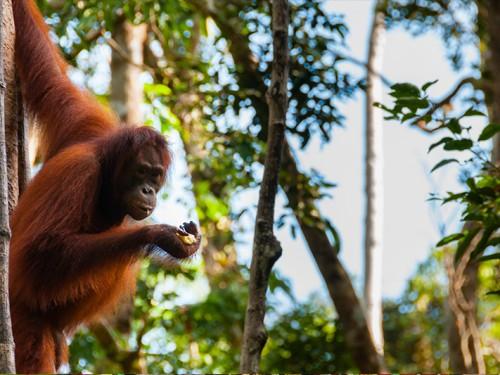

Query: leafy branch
[377,81,500,274]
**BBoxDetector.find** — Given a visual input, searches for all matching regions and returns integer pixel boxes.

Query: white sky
[153,0,488,302]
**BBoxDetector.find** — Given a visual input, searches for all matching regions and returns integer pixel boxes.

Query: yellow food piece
[176,232,196,245]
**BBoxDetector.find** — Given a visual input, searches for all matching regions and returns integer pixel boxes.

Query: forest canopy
[0,0,498,373]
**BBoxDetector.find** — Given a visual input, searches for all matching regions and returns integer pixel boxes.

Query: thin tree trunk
[0,0,16,371]
[364,3,385,357]
[240,1,288,371]
[185,1,385,371]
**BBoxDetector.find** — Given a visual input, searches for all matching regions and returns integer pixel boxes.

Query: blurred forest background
[6,0,499,372]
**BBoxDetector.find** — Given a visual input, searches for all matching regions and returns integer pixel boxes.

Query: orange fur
[10,0,172,372]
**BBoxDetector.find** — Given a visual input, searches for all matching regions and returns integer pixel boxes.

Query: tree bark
[447,2,499,372]
[446,224,485,374]
[240,1,288,371]
[110,19,147,125]
[16,81,29,194]
[185,0,385,371]
[364,2,385,357]
[2,0,17,215]
[0,0,16,371]
[484,0,500,165]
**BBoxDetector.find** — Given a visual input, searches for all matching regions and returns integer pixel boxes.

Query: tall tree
[109,19,147,125]
[0,0,16,371]
[446,2,500,372]
[383,1,499,370]
[240,0,288,371]
[184,1,385,370]
[364,0,386,357]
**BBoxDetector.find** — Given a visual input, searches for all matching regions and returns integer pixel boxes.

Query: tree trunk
[447,1,499,371]
[0,0,16,371]
[240,1,288,371]
[110,19,147,125]
[184,1,385,371]
[445,223,484,374]
[447,258,481,373]
[2,0,17,215]
[484,0,500,165]
[364,3,385,357]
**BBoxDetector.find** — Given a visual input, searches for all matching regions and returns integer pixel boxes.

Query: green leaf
[466,177,476,190]
[402,112,417,122]
[443,139,473,151]
[431,158,459,173]
[437,233,464,247]
[390,83,421,98]
[421,79,438,92]
[454,227,481,264]
[428,137,452,152]
[446,118,461,134]
[485,290,500,297]
[443,191,467,204]
[478,253,500,262]
[478,123,500,141]
[397,97,429,110]
[463,107,486,117]
[486,237,500,247]
[144,83,172,96]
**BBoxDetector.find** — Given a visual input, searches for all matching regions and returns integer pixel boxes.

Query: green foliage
[384,249,500,373]
[204,0,358,148]
[383,251,448,372]
[262,299,355,373]
[479,124,500,141]
[68,260,358,373]
[379,82,500,273]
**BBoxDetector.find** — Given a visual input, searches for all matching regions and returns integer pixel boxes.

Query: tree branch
[332,50,393,87]
[240,1,288,371]
[105,36,158,77]
[412,76,479,132]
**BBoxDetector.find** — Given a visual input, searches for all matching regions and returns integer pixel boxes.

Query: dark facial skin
[121,145,167,220]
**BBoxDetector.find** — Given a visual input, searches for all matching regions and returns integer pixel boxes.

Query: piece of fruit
[176,232,196,245]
